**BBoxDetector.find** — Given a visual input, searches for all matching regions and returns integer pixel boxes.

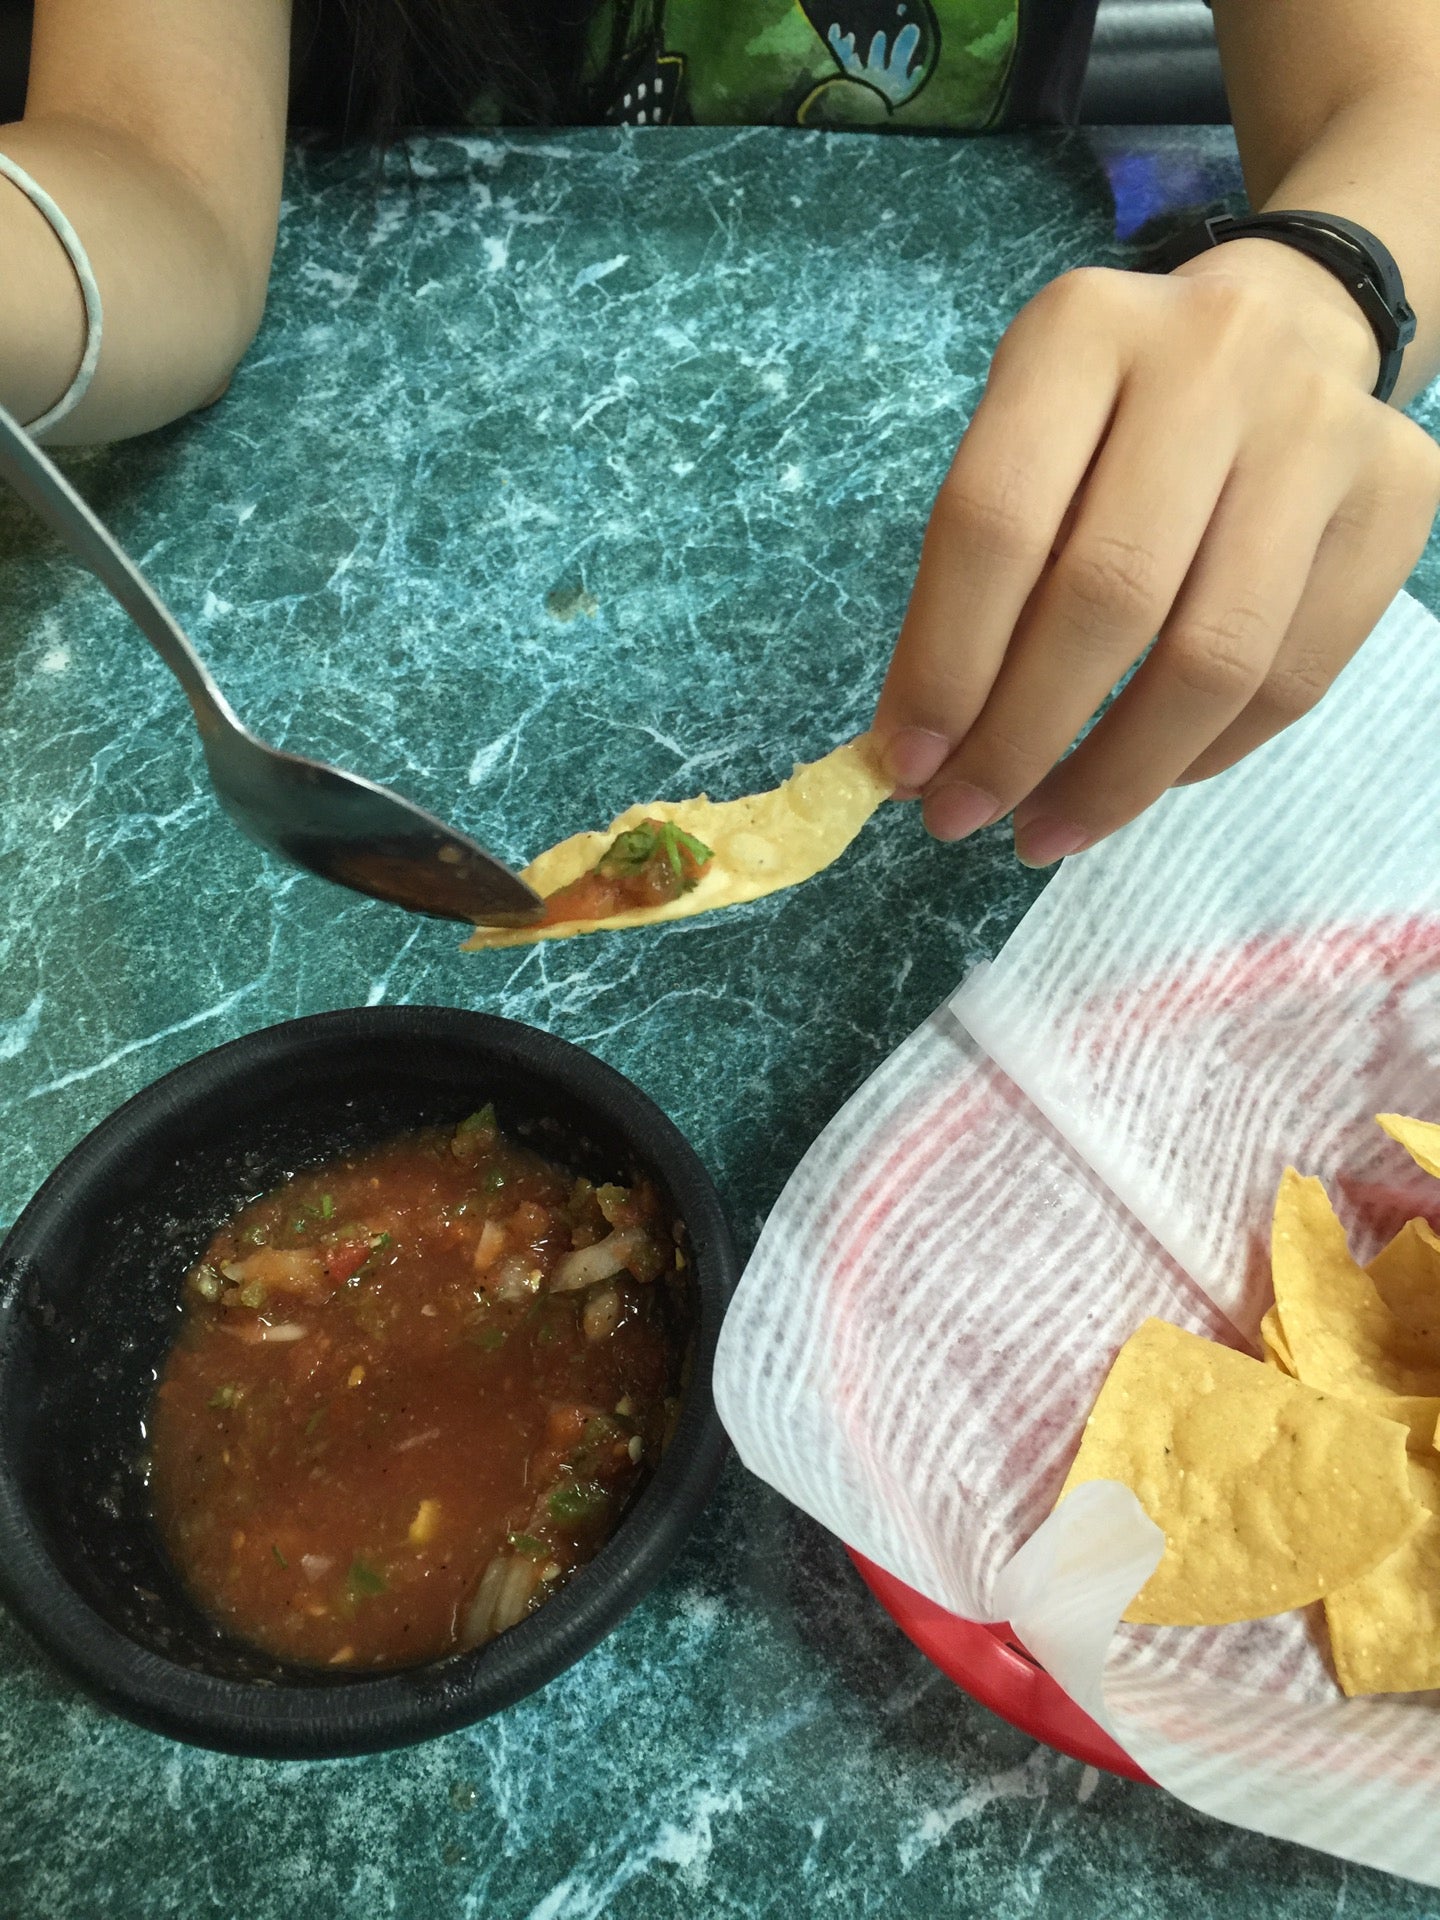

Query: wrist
[1171,235,1382,396]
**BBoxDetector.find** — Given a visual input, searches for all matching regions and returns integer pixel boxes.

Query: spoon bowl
[203,725,544,924]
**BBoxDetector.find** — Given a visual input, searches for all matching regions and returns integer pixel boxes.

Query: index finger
[874,275,1124,797]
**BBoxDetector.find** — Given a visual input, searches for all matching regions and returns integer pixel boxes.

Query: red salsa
[147,1110,684,1670]
[537,819,713,927]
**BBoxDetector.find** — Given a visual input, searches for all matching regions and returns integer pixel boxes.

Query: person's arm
[874,0,1440,865]
[1212,0,1440,408]
[0,0,290,444]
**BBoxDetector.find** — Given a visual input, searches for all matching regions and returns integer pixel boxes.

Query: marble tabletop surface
[2,125,1439,1920]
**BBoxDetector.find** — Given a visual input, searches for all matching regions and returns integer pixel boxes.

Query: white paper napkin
[714,590,1440,1883]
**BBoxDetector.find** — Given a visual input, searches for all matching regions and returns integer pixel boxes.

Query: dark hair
[290,0,637,138]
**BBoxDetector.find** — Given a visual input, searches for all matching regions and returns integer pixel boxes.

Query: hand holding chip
[874,244,1440,866]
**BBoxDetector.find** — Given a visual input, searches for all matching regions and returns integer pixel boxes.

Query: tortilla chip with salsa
[463,737,892,949]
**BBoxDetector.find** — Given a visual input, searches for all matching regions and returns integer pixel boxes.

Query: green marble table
[2,125,1438,1920]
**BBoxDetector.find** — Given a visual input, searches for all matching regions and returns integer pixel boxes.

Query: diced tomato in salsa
[322,1239,374,1287]
[537,819,712,927]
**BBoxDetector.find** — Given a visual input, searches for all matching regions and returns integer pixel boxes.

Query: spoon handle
[0,401,235,734]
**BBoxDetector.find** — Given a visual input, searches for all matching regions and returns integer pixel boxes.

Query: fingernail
[924,781,1000,842]
[1014,817,1093,869]
[883,727,953,797]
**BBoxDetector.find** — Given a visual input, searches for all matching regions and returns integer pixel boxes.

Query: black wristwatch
[1163,210,1417,404]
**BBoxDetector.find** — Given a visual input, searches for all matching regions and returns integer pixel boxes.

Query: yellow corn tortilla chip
[1377,1112,1440,1180]
[1271,1170,1440,1447]
[462,737,892,950]
[1059,1319,1421,1627]
[1259,1304,1295,1375]
[1324,1456,1440,1697]
[1367,1218,1440,1339]
[1361,1395,1440,1454]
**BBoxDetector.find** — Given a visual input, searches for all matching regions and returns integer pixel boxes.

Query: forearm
[0,116,264,444]
[1214,3,1440,407]
[1246,88,1440,407]
[0,0,289,445]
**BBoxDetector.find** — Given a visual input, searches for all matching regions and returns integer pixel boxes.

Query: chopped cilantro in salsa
[597,822,712,881]
[347,1558,387,1598]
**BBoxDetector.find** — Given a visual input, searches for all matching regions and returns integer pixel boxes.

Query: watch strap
[1165,209,1416,404]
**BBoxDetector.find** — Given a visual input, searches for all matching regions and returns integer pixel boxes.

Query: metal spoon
[0,403,542,926]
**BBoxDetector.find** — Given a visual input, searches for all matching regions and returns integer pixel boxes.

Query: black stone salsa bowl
[0,1007,737,1758]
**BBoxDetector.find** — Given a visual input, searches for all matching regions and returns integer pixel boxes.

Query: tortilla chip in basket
[1059,1318,1422,1627]
[1324,1456,1440,1697]
[1271,1170,1440,1448]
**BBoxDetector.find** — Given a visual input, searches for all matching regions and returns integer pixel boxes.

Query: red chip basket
[847,1549,1154,1785]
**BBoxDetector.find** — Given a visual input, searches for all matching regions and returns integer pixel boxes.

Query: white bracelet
[0,150,104,436]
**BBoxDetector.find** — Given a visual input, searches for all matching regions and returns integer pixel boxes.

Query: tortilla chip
[1059,1319,1421,1627]
[1324,1456,1440,1696]
[1270,1171,1440,1447]
[1367,1218,1440,1339]
[1357,1395,1440,1453]
[462,737,892,950]
[1377,1112,1440,1181]
[1259,1305,1295,1375]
